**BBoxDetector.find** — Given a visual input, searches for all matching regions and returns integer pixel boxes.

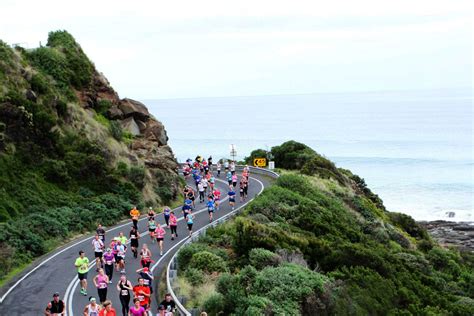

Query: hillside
[0,31,181,281]
[176,141,474,315]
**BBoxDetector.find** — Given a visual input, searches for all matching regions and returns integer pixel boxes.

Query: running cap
[149,207,153,210]
[106,247,111,252]
[53,292,60,297]
[89,297,96,302]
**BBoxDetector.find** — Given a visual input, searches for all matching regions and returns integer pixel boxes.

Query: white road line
[65,178,231,315]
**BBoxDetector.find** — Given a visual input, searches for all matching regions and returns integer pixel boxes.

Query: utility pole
[229,144,237,162]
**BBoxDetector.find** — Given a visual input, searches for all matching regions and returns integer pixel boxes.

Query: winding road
[0,167,275,316]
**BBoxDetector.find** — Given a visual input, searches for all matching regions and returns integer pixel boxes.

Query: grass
[178,276,217,310]
[0,262,29,288]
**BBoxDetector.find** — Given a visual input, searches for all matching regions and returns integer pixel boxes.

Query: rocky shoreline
[418,220,474,251]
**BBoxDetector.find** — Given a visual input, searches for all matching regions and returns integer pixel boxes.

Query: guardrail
[167,165,279,316]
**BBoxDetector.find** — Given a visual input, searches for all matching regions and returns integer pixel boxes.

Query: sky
[0,0,472,99]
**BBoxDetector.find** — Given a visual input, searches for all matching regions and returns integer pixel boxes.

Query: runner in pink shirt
[154,224,166,256]
[169,211,178,240]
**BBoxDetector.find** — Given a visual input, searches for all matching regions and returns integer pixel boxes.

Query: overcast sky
[1,0,472,99]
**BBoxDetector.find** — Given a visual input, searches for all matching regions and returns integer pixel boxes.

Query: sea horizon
[143,88,473,223]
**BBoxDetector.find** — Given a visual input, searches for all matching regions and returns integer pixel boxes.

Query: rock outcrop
[419,221,474,251]
[71,67,179,203]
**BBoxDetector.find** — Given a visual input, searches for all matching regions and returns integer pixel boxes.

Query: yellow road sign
[253,158,267,167]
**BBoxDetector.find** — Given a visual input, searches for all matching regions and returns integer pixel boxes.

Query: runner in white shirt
[230,161,236,174]
[92,234,104,270]
[198,182,205,203]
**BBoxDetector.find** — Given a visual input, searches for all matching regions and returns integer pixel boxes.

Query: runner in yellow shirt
[75,250,90,296]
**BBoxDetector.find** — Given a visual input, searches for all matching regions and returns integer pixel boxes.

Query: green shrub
[41,158,70,183]
[184,267,205,286]
[271,140,316,169]
[249,248,282,270]
[128,166,146,189]
[96,99,112,115]
[177,243,210,270]
[110,121,123,141]
[189,251,227,274]
[202,293,225,315]
[388,212,429,240]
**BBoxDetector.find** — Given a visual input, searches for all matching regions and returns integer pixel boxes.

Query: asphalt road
[0,169,272,315]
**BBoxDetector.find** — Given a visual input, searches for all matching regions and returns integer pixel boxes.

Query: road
[0,169,273,315]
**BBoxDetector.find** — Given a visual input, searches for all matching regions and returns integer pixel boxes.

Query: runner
[114,240,126,273]
[186,187,196,208]
[118,232,128,247]
[228,186,236,210]
[75,250,89,296]
[197,181,205,203]
[239,181,245,202]
[202,177,209,194]
[96,224,106,244]
[117,274,133,316]
[129,207,140,230]
[226,170,232,186]
[224,160,229,171]
[230,161,236,174]
[147,207,155,221]
[129,226,140,259]
[216,162,221,177]
[83,297,100,316]
[169,211,178,240]
[129,298,146,316]
[99,300,117,316]
[148,218,157,243]
[93,268,110,304]
[209,174,215,191]
[136,267,154,295]
[182,199,192,219]
[163,206,171,228]
[208,156,213,169]
[232,173,238,188]
[186,210,195,237]
[242,176,249,200]
[92,234,105,270]
[207,197,215,222]
[155,223,166,256]
[140,244,152,269]
[44,292,65,316]
[213,187,221,211]
[158,294,176,314]
[133,278,151,312]
[103,248,115,283]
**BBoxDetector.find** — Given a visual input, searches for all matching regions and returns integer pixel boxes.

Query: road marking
[65,178,232,315]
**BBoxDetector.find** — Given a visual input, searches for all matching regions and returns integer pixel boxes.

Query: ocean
[143,88,473,222]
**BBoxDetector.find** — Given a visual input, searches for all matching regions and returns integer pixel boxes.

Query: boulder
[120,117,141,136]
[143,120,168,146]
[136,119,147,132]
[107,105,124,120]
[119,98,150,121]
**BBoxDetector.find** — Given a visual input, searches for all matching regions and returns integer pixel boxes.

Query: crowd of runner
[45,156,250,316]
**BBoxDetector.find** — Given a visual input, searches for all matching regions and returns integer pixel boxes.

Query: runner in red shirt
[133,278,151,311]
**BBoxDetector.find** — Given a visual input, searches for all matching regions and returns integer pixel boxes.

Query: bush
[155,186,173,204]
[249,248,282,270]
[110,121,123,141]
[202,293,225,315]
[189,251,227,274]
[388,212,429,240]
[184,267,205,286]
[271,140,316,169]
[128,166,146,189]
[41,158,70,183]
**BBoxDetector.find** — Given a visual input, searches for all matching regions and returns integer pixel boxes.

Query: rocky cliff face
[419,221,474,251]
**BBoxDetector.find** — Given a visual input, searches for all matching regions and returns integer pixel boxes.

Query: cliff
[0,31,180,280]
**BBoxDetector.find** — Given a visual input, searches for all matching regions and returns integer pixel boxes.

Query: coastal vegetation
[177,141,474,315]
[0,31,180,283]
